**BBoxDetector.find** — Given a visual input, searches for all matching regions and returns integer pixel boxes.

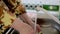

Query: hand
[11,18,35,34]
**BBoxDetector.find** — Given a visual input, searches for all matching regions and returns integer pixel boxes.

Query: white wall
[21,0,60,5]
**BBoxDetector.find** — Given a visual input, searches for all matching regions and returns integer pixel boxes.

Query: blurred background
[21,0,60,34]
[0,0,60,34]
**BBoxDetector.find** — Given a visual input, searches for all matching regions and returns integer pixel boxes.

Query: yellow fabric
[1,10,16,27]
[0,10,16,34]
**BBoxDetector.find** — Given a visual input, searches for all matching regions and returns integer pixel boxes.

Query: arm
[16,5,41,32]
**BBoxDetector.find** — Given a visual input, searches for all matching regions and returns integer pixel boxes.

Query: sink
[37,19,60,34]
